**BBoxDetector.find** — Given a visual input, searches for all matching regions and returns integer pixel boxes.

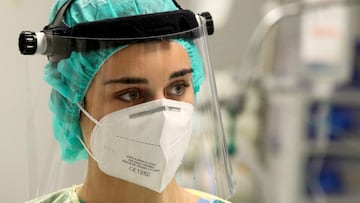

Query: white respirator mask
[77,98,194,192]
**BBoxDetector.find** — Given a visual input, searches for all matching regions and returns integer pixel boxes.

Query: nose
[152,90,166,100]
[145,89,166,102]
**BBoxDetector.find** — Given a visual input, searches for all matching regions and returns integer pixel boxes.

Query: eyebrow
[104,77,148,85]
[169,68,193,80]
[103,68,193,85]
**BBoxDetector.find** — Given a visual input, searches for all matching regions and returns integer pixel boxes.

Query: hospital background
[2,0,360,202]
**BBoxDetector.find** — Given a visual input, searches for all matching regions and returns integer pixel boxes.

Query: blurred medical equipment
[217,0,360,203]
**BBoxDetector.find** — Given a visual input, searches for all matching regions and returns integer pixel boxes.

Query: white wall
[0,0,263,202]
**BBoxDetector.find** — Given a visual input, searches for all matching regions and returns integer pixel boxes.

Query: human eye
[166,81,190,97]
[116,88,143,102]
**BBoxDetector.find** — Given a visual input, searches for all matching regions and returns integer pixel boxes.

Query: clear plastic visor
[25,22,235,203]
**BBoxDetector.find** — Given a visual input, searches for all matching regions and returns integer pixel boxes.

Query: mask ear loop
[77,136,98,162]
[76,103,101,125]
[76,103,100,162]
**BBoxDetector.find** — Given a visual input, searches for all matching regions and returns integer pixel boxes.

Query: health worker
[19,0,235,202]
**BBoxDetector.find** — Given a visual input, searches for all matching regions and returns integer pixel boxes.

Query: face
[80,41,194,145]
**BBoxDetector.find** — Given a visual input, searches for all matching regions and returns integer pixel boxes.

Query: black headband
[19,0,214,62]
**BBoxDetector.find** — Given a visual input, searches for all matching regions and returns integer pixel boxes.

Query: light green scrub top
[25,185,231,203]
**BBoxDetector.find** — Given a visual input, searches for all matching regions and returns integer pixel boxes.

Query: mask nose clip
[129,105,181,119]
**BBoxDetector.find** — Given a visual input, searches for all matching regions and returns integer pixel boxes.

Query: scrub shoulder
[25,185,232,203]
[25,185,80,203]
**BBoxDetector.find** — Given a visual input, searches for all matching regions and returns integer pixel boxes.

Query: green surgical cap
[44,0,204,162]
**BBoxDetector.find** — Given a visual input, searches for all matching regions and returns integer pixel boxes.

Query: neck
[77,160,198,203]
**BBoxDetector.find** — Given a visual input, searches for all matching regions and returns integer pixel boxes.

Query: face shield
[20,1,235,202]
